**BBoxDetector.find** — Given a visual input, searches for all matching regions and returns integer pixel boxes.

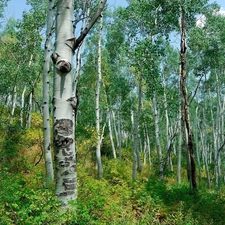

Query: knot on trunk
[51,52,72,73]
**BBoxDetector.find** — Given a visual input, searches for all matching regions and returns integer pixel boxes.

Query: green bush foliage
[1,114,225,224]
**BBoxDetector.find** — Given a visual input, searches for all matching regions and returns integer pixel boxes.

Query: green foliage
[0,171,58,225]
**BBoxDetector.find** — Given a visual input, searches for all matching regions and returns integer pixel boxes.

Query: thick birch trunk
[53,0,77,205]
[42,0,55,185]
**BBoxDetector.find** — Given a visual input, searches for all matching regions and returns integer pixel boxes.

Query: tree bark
[95,14,103,180]
[53,0,77,205]
[42,0,55,185]
[180,11,197,189]
[132,73,142,180]
[152,93,163,179]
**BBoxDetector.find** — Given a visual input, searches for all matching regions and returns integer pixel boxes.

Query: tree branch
[74,0,107,50]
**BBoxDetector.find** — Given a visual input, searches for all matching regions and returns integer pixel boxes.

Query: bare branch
[74,0,107,50]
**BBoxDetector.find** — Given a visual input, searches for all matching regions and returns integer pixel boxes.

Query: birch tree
[51,0,107,205]
[42,0,55,185]
[96,14,103,180]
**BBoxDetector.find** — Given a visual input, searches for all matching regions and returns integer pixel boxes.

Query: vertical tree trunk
[162,72,174,171]
[152,93,163,179]
[20,86,26,127]
[52,0,77,205]
[195,106,202,182]
[10,85,17,124]
[108,110,116,158]
[132,73,142,180]
[95,14,103,180]
[26,91,32,128]
[146,129,152,168]
[180,11,197,189]
[42,0,55,185]
[214,72,222,187]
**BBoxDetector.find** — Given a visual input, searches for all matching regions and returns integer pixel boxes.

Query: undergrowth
[1,114,225,224]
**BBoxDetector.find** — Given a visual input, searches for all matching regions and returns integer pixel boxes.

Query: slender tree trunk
[132,73,142,180]
[215,72,222,187]
[177,111,182,184]
[42,0,55,185]
[95,14,103,180]
[20,86,26,127]
[146,129,152,168]
[152,93,163,179]
[10,85,17,124]
[108,110,116,158]
[180,11,197,189]
[200,126,211,188]
[26,92,32,128]
[195,106,202,182]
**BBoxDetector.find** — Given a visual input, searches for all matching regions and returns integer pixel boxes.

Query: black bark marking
[61,170,70,176]
[54,135,73,148]
[58,191,75,197]
[62,147,73,156]
[54,119,74,147]
[58,160,70,168]
[54,119,73,136]
[69,164,76,173]
[63,178,76,191]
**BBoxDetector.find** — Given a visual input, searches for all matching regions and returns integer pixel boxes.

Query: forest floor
[1,115,225,224]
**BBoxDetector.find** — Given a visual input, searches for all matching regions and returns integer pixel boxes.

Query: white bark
[10,85,17,124]
[195,106,202,182]
[162,73,174,172]
[42,0,55,185]
[152,93,163,179]
[53,0,77,205]
[20,86,26,127]
[132,73,142,180]
[26,92,32,128]
[95,14,103,180]
[108,110,116,158]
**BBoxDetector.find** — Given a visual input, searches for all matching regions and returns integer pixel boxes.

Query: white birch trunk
[20,86,26,127]
[177,112,182,184]
[53,0,77,205]
[26,92,32,128]
[10,85,17,124]
[162,73,173,171]
[95,14,103,180]
[215,72,221,187]
[132,73,142,180]
[146,129,152,167]
[152,93,163,179]
[195,106,202,182]
[108,110,116,158]
[42,0,55,185]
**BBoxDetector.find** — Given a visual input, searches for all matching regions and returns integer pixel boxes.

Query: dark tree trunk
[180,12,197,189]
